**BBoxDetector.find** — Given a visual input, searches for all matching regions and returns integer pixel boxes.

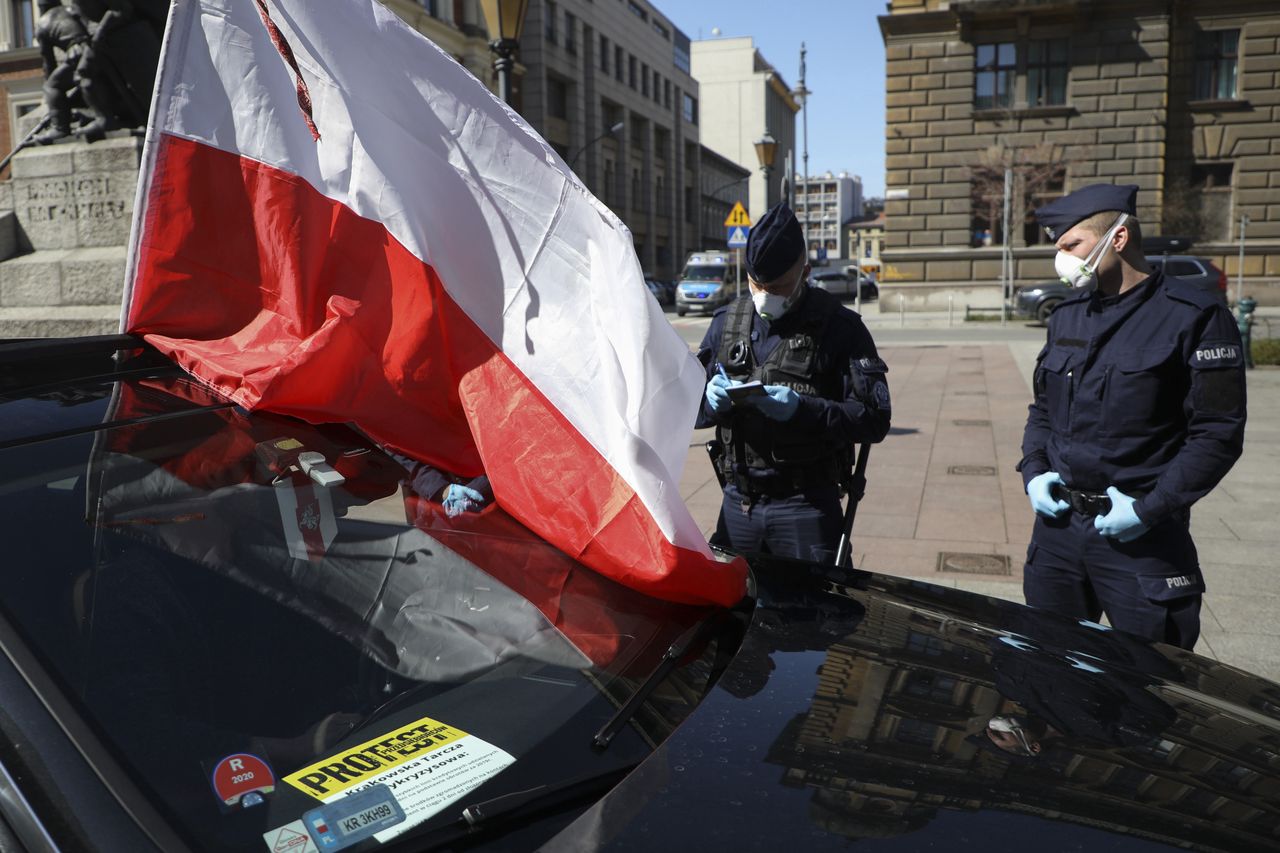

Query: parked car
[1012,254,1228,323]
[811,269,879,302]
[644,276,674,306]
[4,335,1280,852]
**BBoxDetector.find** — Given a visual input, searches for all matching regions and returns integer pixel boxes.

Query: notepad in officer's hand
[726,381,766,401]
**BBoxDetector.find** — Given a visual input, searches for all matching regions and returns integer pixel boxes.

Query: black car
[1012,255,1228,323]
[3,336,1280,852]
[811,270,879,303]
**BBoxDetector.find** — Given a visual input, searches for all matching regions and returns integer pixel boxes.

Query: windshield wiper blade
[415,764,636,851]
[591,609,728,749]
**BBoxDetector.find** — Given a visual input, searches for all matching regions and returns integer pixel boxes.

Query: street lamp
[754,131,777,178]
[480,0,529,104]
[569,120,624,171]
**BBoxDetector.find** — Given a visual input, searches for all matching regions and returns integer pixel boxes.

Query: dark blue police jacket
[694,288,890,479]
[1019,269,1247,526]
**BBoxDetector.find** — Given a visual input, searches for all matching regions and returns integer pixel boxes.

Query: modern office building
[692,36,799,224]
[517,0,702,279]
[795,171,863,263]
[879,0,1280,308]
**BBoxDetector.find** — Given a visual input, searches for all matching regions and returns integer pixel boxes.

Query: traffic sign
[724,202,751,228]
[726,226,748,248]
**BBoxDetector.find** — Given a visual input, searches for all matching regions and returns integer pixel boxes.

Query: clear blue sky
[664,2,887,198]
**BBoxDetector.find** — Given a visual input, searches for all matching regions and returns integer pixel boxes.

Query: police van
[675,251,736,317]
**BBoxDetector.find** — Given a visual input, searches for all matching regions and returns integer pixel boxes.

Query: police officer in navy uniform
[696,202,891,563]
[1018,183,1247,650]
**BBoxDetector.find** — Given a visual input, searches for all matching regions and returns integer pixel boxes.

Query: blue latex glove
[442,484,486,517]
[752,385,801,421]
[1094,486,1148,542]
[1027,471,1069,518]
[705,372,734,415]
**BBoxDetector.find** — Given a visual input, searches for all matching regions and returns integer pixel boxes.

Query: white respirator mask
[1054,213,1129,289]
[751,268,806,320]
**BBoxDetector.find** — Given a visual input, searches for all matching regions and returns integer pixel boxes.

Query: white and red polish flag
[121,0,746,606]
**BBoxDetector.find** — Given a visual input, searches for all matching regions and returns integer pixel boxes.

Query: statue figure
[31,0,163,145]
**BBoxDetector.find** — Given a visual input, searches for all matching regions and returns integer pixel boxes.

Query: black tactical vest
[714,288,848,487]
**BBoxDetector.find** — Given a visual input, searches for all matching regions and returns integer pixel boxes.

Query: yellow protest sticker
[284,716,468,800]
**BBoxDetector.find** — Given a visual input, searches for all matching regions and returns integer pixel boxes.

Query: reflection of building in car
[756,583,1278,848]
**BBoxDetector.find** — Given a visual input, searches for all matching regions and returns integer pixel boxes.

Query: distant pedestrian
[696,202,890,563]
[1018,183,1247,650]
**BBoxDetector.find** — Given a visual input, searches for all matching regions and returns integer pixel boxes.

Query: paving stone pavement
[679,328,1280,684]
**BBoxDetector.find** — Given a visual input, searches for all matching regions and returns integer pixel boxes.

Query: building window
[629,55,637,89]
[452,0,463,24]
[544,0,557,44]
[564,12,576,54]
[11,0,34,46]
[615,46,624,82]
[600,35,609,72]
[974,42,1015,109]
[894,718,938,747]
[632,168,643,211]
[673,31,691,74]
[1193,161,1234,241]
[547,76,568,120]
[663,79,671,109]
[603,159,615,205]
[653,71,661,103]
[1195,29,1239,100]
[641,63,649,97]
[685,185,694,223]
[1027,39,1068,106]
[682,92,697,124]
[1022,169,1065,245]
[653,20,669,40]
[627,0,647,22]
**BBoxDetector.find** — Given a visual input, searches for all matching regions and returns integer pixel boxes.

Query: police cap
[1034,183,1138,241]
[745,202,805,283]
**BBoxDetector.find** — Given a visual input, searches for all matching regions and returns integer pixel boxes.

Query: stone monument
[0,134,141,336]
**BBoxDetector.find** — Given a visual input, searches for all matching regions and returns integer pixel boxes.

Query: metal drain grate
[948,465,997,476]
[937,553,1011,575]
[952,419,991,426]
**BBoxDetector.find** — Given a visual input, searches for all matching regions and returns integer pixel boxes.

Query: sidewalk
[678,335,1280,684]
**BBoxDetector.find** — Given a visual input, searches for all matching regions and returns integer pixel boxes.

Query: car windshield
[0,359,725,852]
[681,265,726,282]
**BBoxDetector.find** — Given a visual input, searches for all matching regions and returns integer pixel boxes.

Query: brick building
[878,0,1280,310]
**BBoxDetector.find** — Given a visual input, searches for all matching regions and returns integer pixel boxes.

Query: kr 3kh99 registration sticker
[282,716,513,843]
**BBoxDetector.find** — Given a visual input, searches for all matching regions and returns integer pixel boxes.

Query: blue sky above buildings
[666,1,887,199]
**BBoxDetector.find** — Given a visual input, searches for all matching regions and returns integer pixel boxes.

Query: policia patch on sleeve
[1190,341,1246,414]
[1192,343,1242,369]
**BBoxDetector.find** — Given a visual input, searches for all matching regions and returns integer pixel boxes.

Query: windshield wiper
[591,609,729,749]
[414,764,636,851]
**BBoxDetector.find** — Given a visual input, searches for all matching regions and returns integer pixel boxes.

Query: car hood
[547,557,1280,852]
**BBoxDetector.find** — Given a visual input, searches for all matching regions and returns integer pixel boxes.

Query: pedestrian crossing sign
[724,202,751,228]
[726,226,748,248]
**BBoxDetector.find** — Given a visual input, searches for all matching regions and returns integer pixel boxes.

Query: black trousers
[1023,510,1202,650]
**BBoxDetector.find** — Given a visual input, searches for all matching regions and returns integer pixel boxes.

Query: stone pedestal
[0,135,141,337]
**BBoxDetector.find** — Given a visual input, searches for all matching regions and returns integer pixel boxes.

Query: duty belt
[1053,484,1112,516]
[730,467,840,500]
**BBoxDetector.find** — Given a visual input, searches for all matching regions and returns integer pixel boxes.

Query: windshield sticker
[262,821,320,853]
[209,752,275,811]
[301,783,406,851]
[283,716,514,842]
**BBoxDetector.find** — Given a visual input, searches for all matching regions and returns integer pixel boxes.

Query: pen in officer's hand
[716,362,730,383]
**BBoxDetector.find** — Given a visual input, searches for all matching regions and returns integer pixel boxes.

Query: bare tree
[969,142,1074,247]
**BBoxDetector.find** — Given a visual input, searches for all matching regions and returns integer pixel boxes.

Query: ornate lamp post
[754,131,777,208]
[480,0,529,104]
